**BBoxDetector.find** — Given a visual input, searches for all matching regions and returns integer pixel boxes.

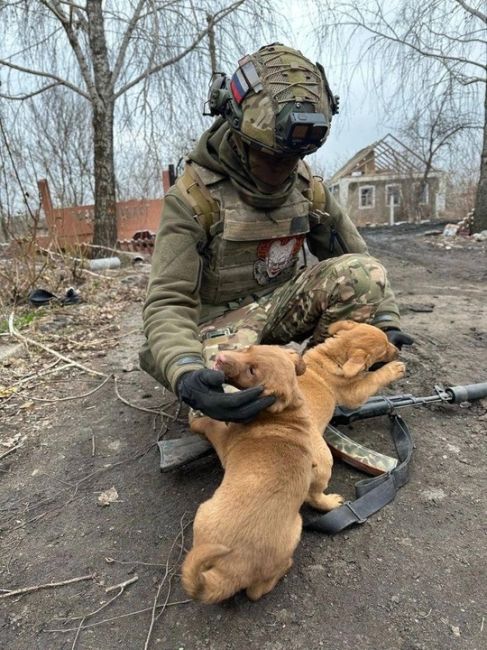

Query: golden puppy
[299,320,406,498]
[301,320,406,427]
[182,345,343,604]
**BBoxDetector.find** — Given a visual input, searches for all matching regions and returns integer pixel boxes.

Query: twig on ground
[114,376,176,418]
[91,434,96,457]
[2,444,155,533]
[8,313,107,378]
[157,399,181,440]
[144,513,191,649]
[104,556,165,568]
[105,575,139,593]
[67,442,155,504]
[69,576,138,649]
[30,374,112,403]
[0,573,95,600]
[11,359,65,387]
[45,598,192,633]
[0,445,21,461]
[77,267,118,282]
[0,538,23,576]
[70,617,85,650]
[44,519,192,641]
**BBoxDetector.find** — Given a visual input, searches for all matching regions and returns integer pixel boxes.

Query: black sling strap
[304,414,414,534]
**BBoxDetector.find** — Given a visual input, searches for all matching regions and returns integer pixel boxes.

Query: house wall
[331,174,442,226]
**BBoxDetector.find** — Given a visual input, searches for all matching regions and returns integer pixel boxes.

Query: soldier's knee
[324,254,388,302]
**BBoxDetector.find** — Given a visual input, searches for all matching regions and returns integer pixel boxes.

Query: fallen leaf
[0,385,17,399]
[97,486,119,506]
[19,400,35,410]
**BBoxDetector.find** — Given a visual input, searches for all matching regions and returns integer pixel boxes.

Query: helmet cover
[225,43,337,156]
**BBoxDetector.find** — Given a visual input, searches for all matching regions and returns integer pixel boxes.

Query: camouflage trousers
[200,253,389,367]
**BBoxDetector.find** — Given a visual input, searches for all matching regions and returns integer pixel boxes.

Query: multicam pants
[200,253,390,367]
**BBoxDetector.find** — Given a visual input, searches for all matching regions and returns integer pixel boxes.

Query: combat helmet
[207,43,339,157]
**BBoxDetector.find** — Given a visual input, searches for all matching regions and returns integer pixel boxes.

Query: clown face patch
[253,236,304,286]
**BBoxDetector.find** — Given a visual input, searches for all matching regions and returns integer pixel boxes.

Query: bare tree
[397,81,480,219]
[0,0,275,247]
[444,137,480,220]
[313,0,487,231]
[0,104,37,238]
[23,88,93,205]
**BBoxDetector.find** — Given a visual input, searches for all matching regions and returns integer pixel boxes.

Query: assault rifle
[158,381,487,475]
[325,382,487,475]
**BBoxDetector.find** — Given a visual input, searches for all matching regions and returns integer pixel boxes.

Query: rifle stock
[325,425,397,476]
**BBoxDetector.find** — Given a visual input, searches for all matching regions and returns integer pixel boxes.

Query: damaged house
[328,134,446,226]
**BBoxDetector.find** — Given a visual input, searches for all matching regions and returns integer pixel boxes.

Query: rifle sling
[304,414,413,534]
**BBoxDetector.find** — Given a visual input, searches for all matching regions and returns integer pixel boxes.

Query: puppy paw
[384,360,406,381]
[308,492,345,511]
[324,493,345,510]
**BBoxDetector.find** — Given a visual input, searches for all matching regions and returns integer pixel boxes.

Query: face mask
[247,147,299,192]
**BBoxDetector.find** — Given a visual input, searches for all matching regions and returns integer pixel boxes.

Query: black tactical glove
[385,328,415,351]
[176,368,276,423]
[369,328,414,371]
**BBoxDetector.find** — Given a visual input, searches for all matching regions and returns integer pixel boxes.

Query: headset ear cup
[207,73,243,132]
[208,73,231,116]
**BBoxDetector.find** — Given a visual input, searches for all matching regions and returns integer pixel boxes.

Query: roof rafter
[329,133,439,184]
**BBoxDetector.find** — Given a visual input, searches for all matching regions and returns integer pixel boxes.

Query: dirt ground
[0,224,486,650]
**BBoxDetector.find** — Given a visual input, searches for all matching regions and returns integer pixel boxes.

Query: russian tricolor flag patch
[230,68,249,104]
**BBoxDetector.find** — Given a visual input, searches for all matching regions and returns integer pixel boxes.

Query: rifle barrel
[332,382,487,425]
[446,382,487,403]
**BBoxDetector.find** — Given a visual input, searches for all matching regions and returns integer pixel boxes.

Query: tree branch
[339,17,487,71]
[454,0,487,23]
[40,0,97,100]
[58,0,86,10]
[39,0,67,22]
[3,26,64,62]
[0,59,88,99]
[111,0,146,86]
[0,81,65,101]
[114,0,245,99]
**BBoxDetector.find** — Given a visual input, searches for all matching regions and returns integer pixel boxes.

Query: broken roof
[329,133,437,184]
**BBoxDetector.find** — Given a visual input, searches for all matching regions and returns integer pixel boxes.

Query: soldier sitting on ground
[140,43,413,427]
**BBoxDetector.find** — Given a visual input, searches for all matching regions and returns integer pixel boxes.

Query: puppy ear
[328,320,358,336]
[341,349,369,377]
[286,350,307,376]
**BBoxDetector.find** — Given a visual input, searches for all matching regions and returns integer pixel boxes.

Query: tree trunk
[92,102,117,248]
[87,0,117,249]
[473,81,487,232]
[416,164,431,223]
[0,211,9,241]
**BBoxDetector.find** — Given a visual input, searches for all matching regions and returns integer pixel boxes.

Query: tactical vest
[175,160,326,305]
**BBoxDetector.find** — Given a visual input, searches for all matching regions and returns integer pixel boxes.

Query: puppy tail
[181,543,233,604]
